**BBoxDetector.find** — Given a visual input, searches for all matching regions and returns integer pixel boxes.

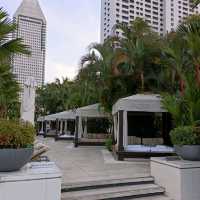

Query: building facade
[12,0,46,97]
[100,0,200,43]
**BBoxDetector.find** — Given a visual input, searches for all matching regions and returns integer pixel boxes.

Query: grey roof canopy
[112,94,167,114]
[37,110,76,122]
[37,103,108,122]
[76,103,109,118]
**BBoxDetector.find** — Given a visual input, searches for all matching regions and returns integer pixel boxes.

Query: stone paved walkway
[37,137,150,184]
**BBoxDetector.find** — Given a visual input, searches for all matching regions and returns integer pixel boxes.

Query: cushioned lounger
[125,145,174,153]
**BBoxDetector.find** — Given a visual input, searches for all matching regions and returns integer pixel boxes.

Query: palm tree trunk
[0,106,7,119]
[195,63,200,87]
[179,79,185,96]
[140,71,144,92]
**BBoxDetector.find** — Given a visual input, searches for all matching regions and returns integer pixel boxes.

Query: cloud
[2,0,101,83]
[45,62,78,83]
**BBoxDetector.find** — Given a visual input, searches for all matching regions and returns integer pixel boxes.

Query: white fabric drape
[78,117,83,138]
[123,111,128,148]
[40,121,44,134]
[60,120,63,134]
[64,120,68,134]
[83,118,87,138]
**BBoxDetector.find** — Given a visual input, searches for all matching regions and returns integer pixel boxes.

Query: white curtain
[78,117,83,138]
[123,111,128,147]
[64,120,68,134]
[60,120,63,134]
[83,118,87,138]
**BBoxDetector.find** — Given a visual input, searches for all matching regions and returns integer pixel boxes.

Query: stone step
[129,195,173,200]
[62,177,154,192]
[61,183,165,200]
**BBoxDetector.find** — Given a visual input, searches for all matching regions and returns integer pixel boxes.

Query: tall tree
[163,32,191,95]
[193,0,200,8]
[0,8,29,119]
[114,18,162,92]
[178,15,200,87]
[79,40,136,112]
[0,8,29,63]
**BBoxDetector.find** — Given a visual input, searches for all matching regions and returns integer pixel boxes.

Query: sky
[1,0,101,83]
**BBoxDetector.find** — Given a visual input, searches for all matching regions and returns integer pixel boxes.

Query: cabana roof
[37,110,76,122]
[112,94,167,114]
[76,103,109,118]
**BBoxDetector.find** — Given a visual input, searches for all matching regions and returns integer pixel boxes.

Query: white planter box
[151,157,200,200]
[0,162,62,200]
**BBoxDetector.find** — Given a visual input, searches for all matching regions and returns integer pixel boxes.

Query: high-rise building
[12,0,46,96]
[100,0,200,43]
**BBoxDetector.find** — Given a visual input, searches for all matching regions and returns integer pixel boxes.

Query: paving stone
[38,137,150,184]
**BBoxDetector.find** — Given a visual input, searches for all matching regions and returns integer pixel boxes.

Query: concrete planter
[0,148,33,172]
[175,145,200,161]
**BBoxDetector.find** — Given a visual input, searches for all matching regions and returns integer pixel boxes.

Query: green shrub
[170,126,200,145]
[0,120,35,148]
[105,138,112,151]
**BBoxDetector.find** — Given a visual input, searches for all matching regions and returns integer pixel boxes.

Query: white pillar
[123,111,128,148]
[83,118,87,137]
[78,117,83,138]
[60,120,63,134]
[116,112,119,146]
[113,114,117,142]
[40,121,44,134]
[64,120,68,134]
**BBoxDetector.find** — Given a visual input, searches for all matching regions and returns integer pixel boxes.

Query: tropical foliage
[0,8,29,119]
[0,119,35,148]
[193,0,200,8]
[170,126,200,145]
[36,13,200,145]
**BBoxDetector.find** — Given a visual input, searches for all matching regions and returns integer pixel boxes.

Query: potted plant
[162,75,200,161]
[170,126,200,161]
[0,119,35,172]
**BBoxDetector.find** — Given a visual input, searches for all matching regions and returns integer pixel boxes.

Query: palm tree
[0,64,20,119]
[79,39,134,112]
[0,8,30,119]
[162,73,200,127]
[114,18,161,91]
[163,33,191,95]
[193,0,200,8]
[178,15,200,87]
[0,8,29,63]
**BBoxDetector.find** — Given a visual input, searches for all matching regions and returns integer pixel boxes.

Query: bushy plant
[105,138,113,151]
[170,126,200,145]
[0,120,35,148]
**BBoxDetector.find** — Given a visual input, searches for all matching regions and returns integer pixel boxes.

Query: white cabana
[76,103,109,118]
[112,94,166,115]
[37,110,76,138]
[37,110,76,122]
[74,104,110,147]
[112,94,173,160]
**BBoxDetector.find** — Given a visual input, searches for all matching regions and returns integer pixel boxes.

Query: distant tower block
[100,0,200,43]
[12,0,46,99]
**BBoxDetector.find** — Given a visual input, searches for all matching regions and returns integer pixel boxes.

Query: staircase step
[62,177,154,192]
[129,195,173,200]
[61,184,165,200]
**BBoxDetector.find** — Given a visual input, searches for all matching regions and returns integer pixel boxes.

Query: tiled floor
[37,137,150,184]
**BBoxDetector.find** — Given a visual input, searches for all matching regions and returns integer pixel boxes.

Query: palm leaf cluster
[0,8,29,119]
[37,14,200,128]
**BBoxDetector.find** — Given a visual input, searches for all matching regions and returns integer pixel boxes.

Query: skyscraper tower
[100,0,200,43]
[12,0,46,97]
